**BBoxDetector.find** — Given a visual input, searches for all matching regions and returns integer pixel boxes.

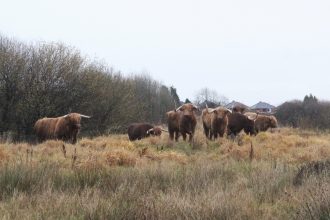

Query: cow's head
[208,107,232,120]
[63,113,91,129]
[146,127,168,136]
[233,106,245,114]
[244,113,258,135]
[176,103,199,116]
[268,116,278,128]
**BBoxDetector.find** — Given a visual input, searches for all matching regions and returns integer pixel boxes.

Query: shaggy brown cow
[232,106,245,114]
[166,103,199,142]
[202,105,232,140]
[244,112,278,133]
[34,113,91,144]
[227,112,258,136]
[127,123,167,141]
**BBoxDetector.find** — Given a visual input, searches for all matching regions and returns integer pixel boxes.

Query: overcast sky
[1,0,329,106]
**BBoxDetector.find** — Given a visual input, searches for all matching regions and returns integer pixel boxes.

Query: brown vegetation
[1,126,330,219]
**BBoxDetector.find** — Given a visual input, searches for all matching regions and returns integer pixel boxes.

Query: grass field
[0,127,330,219]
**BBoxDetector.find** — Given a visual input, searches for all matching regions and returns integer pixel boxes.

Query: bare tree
[193,87,229,106]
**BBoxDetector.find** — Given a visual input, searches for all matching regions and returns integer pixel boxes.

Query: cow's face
[233,106,245,114]
[214,108,230,120]
[69,114,82,129]
[178,104,198,117]
[269,116,278,128]
[151,127,162,136]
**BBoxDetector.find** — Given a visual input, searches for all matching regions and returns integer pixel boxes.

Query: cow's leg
[182,132,187,141]
[175,131,179,142]
[213,132,218,140]
[169,130,174,141]
[188,132,194,142]
[203,124,209,138]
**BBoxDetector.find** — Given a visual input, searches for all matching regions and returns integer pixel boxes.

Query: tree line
[0,35,180,142]
[275,94,330,131]
[1,34,330,142]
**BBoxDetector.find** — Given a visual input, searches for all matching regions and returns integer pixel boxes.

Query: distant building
[224,101,249,110]
[250,101,277,114]
[196,100,219,116]
[198,100,219,110]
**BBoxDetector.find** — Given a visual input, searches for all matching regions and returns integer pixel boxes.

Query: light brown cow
[166,103,199,142]
[244,112,278,133]
[34,113,91,144]
[202,104,232,140]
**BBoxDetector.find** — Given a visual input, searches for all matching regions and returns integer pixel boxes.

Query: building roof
[224,101,249,109]
[250,101,276,109]
[198,100,219,110]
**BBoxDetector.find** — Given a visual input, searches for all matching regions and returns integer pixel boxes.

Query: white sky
[1,0,329,106]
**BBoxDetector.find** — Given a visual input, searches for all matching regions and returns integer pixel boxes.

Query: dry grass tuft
[43,140,65,148]
[0,144,9,164]
[103,147,138,166]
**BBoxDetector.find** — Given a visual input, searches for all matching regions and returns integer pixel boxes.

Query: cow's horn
[176,105,183,112]
[161,128,168,132]
[205,101,208,110]
[248,114,258,121]
[79,114,92,118]
[146,128,154,134]
[227,109,232,113]
[208,109,216,114]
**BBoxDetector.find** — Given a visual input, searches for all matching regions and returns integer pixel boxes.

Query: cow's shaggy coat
[227,112,258,136]
[34,113,91,144]
[244,112,278,133]
[127,123,164,141]
[166,103,199,142]
[202,107,231,140]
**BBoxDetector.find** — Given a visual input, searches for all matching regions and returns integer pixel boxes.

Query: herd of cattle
[33,103,278,144]
[126,103,278,142]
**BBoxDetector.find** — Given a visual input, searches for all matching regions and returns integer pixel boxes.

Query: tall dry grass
[0,127,330,219]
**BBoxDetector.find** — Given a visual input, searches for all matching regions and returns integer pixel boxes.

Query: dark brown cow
[227,112,258,136]
[34,113,91,144]
[166,103,199,142]
[244,112,278,133]
[232,106,245,114]
[127,123,167,141]
[202,104,232,140]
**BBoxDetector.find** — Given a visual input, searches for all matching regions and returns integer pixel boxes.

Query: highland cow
[244,112,278,133]
[34,113,91,144]
[227,112,258,136]
[166,103,199,142]
[202,104,232,140]
[232,106,246,114]
[127,123,167,141]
